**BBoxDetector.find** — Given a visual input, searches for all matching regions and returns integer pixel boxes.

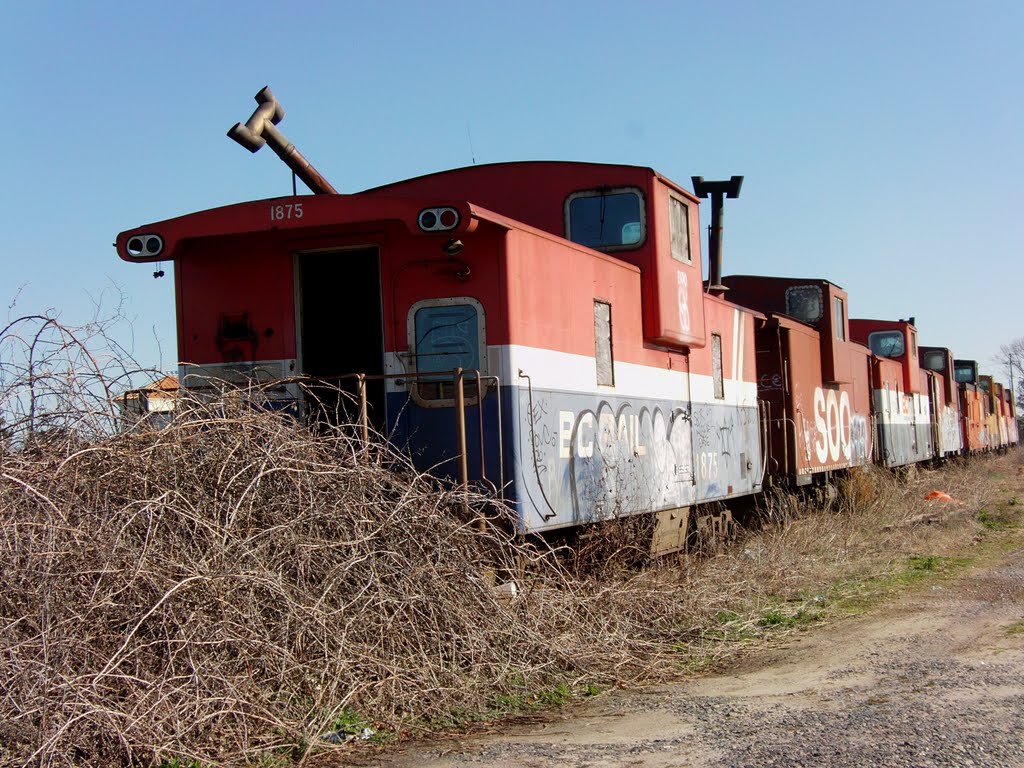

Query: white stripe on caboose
[384,344,758,407]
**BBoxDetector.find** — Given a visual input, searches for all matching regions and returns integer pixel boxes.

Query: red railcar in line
[721,275,872,486]
[918,346,965,460]
[114,88,1018,549]
[118,159,763,550]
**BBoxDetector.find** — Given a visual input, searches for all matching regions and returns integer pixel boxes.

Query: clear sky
[2,1,1021,378]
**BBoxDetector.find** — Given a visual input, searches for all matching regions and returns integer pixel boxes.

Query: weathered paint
[720,276,873,482]
[115,156,1017,543]
[510,388,760,531]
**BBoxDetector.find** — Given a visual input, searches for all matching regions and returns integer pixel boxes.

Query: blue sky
[2,1,1021,377]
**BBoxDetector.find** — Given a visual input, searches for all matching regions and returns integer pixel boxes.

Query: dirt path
[375,548,1024,768]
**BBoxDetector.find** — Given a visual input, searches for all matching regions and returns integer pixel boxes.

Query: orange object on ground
[924,491,953,502]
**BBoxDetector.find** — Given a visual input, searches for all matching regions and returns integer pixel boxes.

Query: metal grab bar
[273,369,506,527]
[176,368,506,510]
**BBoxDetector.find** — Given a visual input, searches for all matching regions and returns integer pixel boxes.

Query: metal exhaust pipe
[228,86,338,195]
[691,175,743,295]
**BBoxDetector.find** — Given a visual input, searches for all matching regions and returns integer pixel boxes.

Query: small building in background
[119,375,178,430]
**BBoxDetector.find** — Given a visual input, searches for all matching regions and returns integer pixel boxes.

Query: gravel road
[375,548,1024,767]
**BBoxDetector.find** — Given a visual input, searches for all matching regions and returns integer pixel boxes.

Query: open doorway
[296,247,386,433]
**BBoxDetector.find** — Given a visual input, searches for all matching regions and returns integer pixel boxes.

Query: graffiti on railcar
[556,401,694,518]
[517,395,759,524]
[849,414,870,463]
[938,407,962,455]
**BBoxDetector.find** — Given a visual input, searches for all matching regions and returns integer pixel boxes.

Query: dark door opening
[297,247,386,433]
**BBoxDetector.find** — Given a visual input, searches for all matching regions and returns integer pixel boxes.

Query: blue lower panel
[386,386,762,535]
[385,391,507,493]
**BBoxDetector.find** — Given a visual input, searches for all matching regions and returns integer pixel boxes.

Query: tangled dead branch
[0,387,693,766]
[0,309,158,449]
[0,314,1016,767]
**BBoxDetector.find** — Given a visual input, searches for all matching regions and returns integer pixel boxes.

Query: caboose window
[833,296,846,341]
[954,363,976,383]
[565,188,645,251]
[407,297,486,406]
[669,196,691,263]
[868,331,905,358]
[922,350,946,371]
[784,285,823,324]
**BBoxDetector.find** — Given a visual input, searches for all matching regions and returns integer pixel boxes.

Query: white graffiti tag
[813,387,853,464]
[677,271,691,335]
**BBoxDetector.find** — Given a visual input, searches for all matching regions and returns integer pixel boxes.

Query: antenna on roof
[466,121,477,165]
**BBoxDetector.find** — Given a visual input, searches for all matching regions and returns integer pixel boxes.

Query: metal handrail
[178,368,506,521]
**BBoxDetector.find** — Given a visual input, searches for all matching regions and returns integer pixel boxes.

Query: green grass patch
[828,554,972,615]
[325,708,372,736]
[757,605,820,629]
[1006,621,1024,636]
[977,507,1018,531]
[312,708,394,747]
[482,680,599,721]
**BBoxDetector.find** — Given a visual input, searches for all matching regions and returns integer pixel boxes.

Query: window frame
[564,186,647,252]
[784,285,824,324]
[594,299,615,387]
[833,296,846,341]
[668,193,692,264]
[712,333,725,400]
[921,350,946,372]
[868,330,905,359]
[406,296,488,408]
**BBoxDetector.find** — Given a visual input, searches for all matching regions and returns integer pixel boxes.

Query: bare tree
[0,307,162,449]
[995,337,1024,414]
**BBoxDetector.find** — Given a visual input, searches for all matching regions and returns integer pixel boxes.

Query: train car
[978,375,1003,451]
[115,90,1021,554]
[1002,386,1020,446]
[954,359,988,452]
[918,345,965,460]
[993,382,1019,449]
[720,275,873,486]
[992,382,1009,449]
[116,157,763,549]
[850,318,935,467]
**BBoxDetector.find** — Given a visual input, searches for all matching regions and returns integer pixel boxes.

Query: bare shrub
[0,308,158,450]
[0,388,695,766]
[569,513,657,575]
[2,314,1018,767]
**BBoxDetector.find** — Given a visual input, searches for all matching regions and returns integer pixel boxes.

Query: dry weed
[1,315,1019,767]
[0,389,703,767]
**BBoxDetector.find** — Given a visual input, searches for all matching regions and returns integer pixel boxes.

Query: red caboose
[721,275,873,485]
[954,359,987,452]
[850,318,935,467]
[116,158,763,545]
[918,346,965,459]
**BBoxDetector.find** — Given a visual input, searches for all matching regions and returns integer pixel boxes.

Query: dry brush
[0,315,1017,767]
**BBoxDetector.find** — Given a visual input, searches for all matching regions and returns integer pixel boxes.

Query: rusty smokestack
[228,86,338,195]
[691,175,743,295]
